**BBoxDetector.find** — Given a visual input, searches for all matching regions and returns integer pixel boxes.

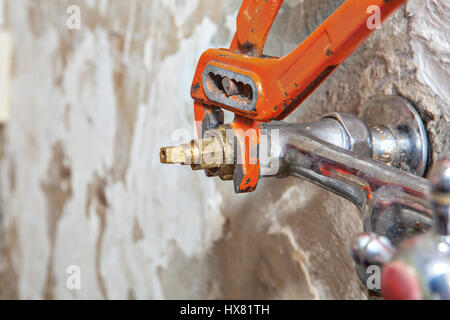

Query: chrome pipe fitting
[263,95,429,178]
[321,112,372,158]
[360,96,428,176]
[266,129,431,219]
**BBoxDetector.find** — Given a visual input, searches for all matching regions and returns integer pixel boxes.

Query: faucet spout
[277,133,432,242]
[279,133,429,212]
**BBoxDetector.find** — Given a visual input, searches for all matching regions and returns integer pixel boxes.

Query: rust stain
[85,174,109,299]
[40,142,73,299]
[0,219,19,299]
[132,217,144,243]
[111,69,139,184]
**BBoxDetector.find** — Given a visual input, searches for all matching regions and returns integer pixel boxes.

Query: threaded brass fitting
[160,126,235,180]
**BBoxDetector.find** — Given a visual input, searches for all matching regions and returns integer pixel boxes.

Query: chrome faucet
[353,160,450,299]
[160,95,449,298]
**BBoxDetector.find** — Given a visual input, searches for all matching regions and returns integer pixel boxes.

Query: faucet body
[265,123,431,225]
[161,95,441,296]
[261,100,432,247]
[161,95,431,247]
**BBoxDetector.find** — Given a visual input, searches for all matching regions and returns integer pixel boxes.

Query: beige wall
[0,0,448,299]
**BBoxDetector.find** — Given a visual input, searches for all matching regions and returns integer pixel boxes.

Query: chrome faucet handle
[351,160,450,299]
[380,160,450,300]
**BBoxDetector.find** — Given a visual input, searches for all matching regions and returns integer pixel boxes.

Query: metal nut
[322,112,372,157]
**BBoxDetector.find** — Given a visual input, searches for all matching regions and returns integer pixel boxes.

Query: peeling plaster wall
[0,0,448,299]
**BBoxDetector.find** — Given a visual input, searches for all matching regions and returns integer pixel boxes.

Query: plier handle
[190,0,407,193]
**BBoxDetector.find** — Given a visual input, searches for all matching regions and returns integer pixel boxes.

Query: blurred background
[0,0,448,299]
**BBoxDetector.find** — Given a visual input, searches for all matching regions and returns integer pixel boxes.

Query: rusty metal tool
[161,0,408,193]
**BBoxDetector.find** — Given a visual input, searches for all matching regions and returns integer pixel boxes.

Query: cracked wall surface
[0,0,448,299]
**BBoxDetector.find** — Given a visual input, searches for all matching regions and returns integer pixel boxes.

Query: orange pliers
[190,0,407,193]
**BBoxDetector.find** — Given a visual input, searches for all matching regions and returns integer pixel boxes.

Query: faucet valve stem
[160,127,235,180]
